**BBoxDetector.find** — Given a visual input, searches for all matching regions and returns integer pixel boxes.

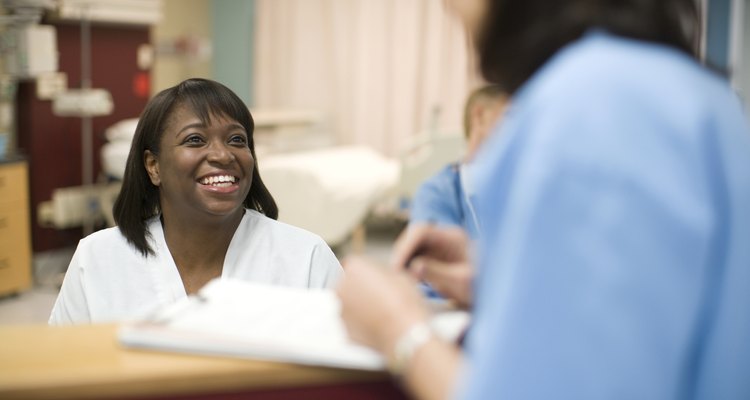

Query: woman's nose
[206,142,235,164]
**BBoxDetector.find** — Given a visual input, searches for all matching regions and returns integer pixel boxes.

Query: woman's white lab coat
[49,209,343,324]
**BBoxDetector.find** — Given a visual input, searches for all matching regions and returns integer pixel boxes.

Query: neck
[160,208,245,294]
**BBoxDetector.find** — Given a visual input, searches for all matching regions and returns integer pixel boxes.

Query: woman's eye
[229,135,248,145]
[184,135,205,145]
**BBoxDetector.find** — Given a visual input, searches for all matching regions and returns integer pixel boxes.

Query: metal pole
[81,7,94,236]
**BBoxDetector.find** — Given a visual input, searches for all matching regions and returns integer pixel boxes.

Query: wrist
[387,321,433,376]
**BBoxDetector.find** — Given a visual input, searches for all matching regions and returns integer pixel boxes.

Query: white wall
[150,0,213,94]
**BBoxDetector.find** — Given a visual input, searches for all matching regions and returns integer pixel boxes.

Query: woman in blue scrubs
[336,0,750,399]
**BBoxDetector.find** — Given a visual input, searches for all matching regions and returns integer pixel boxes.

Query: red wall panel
[17,22,150,252]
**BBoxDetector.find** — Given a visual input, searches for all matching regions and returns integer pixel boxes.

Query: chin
[202,204,245,217]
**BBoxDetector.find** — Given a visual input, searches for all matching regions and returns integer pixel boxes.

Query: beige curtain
[253,0,476,156]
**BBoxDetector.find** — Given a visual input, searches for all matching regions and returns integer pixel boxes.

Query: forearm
[337,257,465,399]
[400,338,463,400]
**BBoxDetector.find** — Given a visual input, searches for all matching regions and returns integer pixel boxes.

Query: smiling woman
[48,79,343,325]
[144,104,257,235]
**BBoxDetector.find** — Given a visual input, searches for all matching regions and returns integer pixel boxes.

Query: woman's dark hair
[477,0,701,94]
[113,78,278,256]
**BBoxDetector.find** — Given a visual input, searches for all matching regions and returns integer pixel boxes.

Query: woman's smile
[198,173,241,193]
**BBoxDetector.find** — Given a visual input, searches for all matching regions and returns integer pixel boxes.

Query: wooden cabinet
[0,159,32,296]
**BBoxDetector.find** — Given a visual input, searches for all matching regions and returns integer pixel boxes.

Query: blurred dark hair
[113,78,278,256]
[477,0,701,94]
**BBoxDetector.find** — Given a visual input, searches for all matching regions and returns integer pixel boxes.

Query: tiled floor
[0,246,75,325]
[0,287,60,325]
[0,221,402,326]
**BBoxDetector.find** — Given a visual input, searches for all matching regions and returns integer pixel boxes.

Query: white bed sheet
[260,146,400,246]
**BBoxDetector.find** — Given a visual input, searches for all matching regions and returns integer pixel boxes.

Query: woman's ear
[144,150,161,186]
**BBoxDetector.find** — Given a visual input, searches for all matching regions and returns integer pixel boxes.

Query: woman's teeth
[200,175,237,186]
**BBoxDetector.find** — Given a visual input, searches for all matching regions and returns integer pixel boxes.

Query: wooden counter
[0,324,407,400]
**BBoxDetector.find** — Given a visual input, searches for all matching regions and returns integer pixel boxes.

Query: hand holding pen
[391,224,475,309]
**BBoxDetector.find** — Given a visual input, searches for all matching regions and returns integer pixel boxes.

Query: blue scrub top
[410,163,480,239]
[459,31,750,399]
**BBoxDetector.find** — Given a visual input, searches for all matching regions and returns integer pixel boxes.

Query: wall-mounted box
[4,24,59,79]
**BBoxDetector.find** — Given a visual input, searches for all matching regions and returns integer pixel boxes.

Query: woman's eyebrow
[175,122,246,137]
[176,122,205,136]
[224,123,246,132]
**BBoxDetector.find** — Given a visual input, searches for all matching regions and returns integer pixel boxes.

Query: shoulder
[71,227,142,270]
[524,31,731,118]
[232,210,342,288]
[72,219,159,266]
[76,226,131,253]
[415,164,460,197]
[63,226,145,291]
[427,164,460,184]
[411,164,463,224]
[501,31,742,167]
[241,209,329,247]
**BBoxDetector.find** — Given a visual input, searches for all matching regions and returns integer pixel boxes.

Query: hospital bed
[259,146,399,247]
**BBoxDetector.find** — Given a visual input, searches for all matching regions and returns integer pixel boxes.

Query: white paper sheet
[118,278,469,371]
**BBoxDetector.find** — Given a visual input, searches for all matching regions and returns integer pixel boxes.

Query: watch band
[388,322,433,375]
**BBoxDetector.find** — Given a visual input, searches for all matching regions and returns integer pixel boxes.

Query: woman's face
[144,103,254,222]
[444,0,487,38]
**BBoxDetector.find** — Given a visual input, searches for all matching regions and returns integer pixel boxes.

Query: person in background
[409,85,507,240]
[337,0,750,399]
[408,85,506,302]
[50,78,342,325]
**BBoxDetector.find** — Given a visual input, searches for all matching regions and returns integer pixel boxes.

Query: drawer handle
[0,217,6,229]
[0,258,8,269]
[0,176,4,188]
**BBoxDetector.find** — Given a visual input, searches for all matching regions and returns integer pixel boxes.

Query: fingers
[390,224,471,271]
[390,224,430,271]
[409,256,474,308]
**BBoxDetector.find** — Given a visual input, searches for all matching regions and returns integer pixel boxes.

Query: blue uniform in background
[409,163,481,298]
[409,164,480,240]
[459,31,750,399]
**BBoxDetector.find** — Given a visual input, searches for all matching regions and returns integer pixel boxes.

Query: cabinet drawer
[0,245,32,295]
[0,201,32,295]
[0,162,29,203]
[0,202,31,258]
